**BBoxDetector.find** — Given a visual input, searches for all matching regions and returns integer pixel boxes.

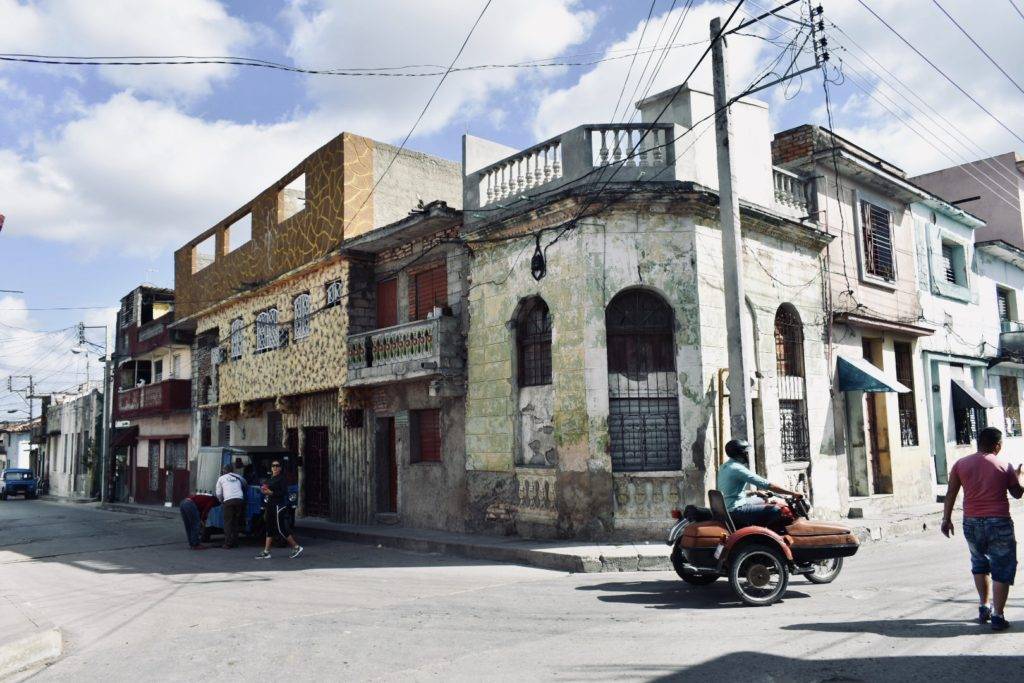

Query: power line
[347,0,493,248]
[1010,0,1024,22]
[609,0,660,123]
[855,0,1024,147]
[930,0,1024,97]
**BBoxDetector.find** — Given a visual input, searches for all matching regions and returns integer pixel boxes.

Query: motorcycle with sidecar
[666,490,859,606]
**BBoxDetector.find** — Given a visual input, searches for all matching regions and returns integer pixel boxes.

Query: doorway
[862,339,893,495]
[375,417,397,513]
[302,427,330,517]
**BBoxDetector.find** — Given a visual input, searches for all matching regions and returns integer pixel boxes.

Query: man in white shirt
[215,464,247,549]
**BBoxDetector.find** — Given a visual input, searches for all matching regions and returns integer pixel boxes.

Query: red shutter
[409,265,447,320]
[377,279,398,328]
[414,409,442,462]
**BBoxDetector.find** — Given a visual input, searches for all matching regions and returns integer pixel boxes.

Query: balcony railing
[772,166,812,218]
[1001,319,1024,333]
[468,123,677,216]
[114,379,191,420]
[346,315,463,387]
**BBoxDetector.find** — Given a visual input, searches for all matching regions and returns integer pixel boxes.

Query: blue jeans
[963,517,1017,585]
[180,499,201,547]
[731,503,783,528]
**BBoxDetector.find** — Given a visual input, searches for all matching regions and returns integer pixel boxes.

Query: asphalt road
[1,500,1022,681]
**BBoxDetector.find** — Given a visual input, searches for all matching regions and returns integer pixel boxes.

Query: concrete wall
[45,391,101,499]
[371,143,461,231]
[911,153,1024,248]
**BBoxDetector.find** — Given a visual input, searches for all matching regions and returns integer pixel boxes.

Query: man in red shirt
[180,493,219,550]
[942,427,1024,630]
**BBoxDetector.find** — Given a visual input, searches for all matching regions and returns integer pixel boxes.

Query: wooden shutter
[861,202,894,280]
[411,409,442,462]
[409,265,447,321]
[942,244,956,284]
[998,289,1010,323]
[377,279,398,328]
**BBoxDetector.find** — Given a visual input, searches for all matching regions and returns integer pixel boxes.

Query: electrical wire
[856,0,1024,147]
[610,0,660,123]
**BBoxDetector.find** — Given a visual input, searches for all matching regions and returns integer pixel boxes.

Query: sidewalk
[0,595,62,679]
[100,499,957,573]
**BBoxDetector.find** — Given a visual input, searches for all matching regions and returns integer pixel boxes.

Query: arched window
[256,308,279,352]
[293,293,312,339]
[774,305,805,378]
[774,305,809,462]
[230,318,244,359]
[606,289,681,472]
[517,298,552,386]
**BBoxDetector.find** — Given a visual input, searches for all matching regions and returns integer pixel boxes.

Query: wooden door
[377,279,398,328]
[375,417,397,513]
[302,427,330,518]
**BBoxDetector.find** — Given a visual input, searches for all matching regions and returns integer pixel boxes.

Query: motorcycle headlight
[288,492,298,504]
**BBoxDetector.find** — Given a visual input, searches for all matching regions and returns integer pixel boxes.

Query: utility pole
[710,16,754,441]
[78,321,111,502]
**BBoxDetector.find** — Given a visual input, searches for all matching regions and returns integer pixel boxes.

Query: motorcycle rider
[718,439,803,527]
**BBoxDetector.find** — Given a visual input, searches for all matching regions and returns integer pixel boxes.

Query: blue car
[1,469,38,500]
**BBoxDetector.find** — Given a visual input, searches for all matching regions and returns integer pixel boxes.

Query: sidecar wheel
[729,544,789,606]
[805,557,843,584]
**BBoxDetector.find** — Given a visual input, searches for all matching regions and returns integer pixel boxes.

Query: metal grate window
[293,293,312,340]
[954,403,986,446]
[942,244,957,284]
[325,281,343,308]
[779,399,810,463]
[166,440,188,470]
[606,290,680,471]
[861,201,895,281]
[255,308,279,352]
[518,298,552,387]
[1001,376,1021,437]
[894,342,919,447]
[998,288,1011,323]
[148,441,160,491]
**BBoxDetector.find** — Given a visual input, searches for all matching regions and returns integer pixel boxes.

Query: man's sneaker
[254,550,271,560]
[992,614,1010,631]
[289,546,304,559]
[979,604,992,623]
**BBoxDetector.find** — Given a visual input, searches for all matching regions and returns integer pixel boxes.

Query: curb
[101,503,177,520]
[0,629,62,679]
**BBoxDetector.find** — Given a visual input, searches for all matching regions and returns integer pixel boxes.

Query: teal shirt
[717,459,771,510]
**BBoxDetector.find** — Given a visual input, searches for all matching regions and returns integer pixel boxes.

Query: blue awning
[837,356,910,393]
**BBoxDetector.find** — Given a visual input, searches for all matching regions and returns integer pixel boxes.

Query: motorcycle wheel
[671,544,719,585]
[805,557,843,584]
[728,544,789,606]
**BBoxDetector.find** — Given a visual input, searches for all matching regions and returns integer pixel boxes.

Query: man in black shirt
[254,461,304,560]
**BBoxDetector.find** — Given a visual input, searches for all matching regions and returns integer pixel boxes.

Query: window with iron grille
[218,421,230,447]
[894,342,919,447]
[954,400,986,446]
[774,306,805,378]
[1001,375,1021,437]
[410,409,442,463]
[517,298,552,387]
[200,410,212,447]
[409,265,447,321]
[267,410,282,447]
[255,308,279,352]
[860,201,895,281]
[166,439,187,469]
[230,318,244,359]
[998,288,1012,323]
[606,290,681,472]
[326,281,343,308]
[293,293,311,340]
[148,441,160,491]
[779,400,810,463]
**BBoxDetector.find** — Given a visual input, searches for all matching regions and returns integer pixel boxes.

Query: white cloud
[284,0,595,141]
[532,2,778,139]
[0,0,253,98]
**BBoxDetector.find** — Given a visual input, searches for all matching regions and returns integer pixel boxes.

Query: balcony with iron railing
[345,315,463,388]
[999,319,1024,360]
[114,379,192,420]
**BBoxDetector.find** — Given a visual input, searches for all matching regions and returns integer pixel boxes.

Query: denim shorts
[963,517,1018,585]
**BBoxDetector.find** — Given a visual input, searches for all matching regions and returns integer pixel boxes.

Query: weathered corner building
[460,86,833,539]
[173,132,463,526]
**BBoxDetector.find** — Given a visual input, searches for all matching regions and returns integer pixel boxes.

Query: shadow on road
[783,617,993,638]
[576,578,811,609]
[579,653,1024,681]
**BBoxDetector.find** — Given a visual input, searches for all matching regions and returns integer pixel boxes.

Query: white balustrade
[773,166,810,213]
[480,140,563,207]
[590,124,669,168]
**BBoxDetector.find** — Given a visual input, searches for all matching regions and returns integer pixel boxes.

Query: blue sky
[1,0,1022,409]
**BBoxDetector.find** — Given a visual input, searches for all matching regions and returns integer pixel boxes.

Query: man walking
[254,460,303,560]
[180,492,219,550]
[216,464,247,549]
[942,427,1024,631]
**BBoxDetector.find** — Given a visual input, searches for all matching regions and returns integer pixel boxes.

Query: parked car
[1,469,39,500]
[195,446,299,542]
